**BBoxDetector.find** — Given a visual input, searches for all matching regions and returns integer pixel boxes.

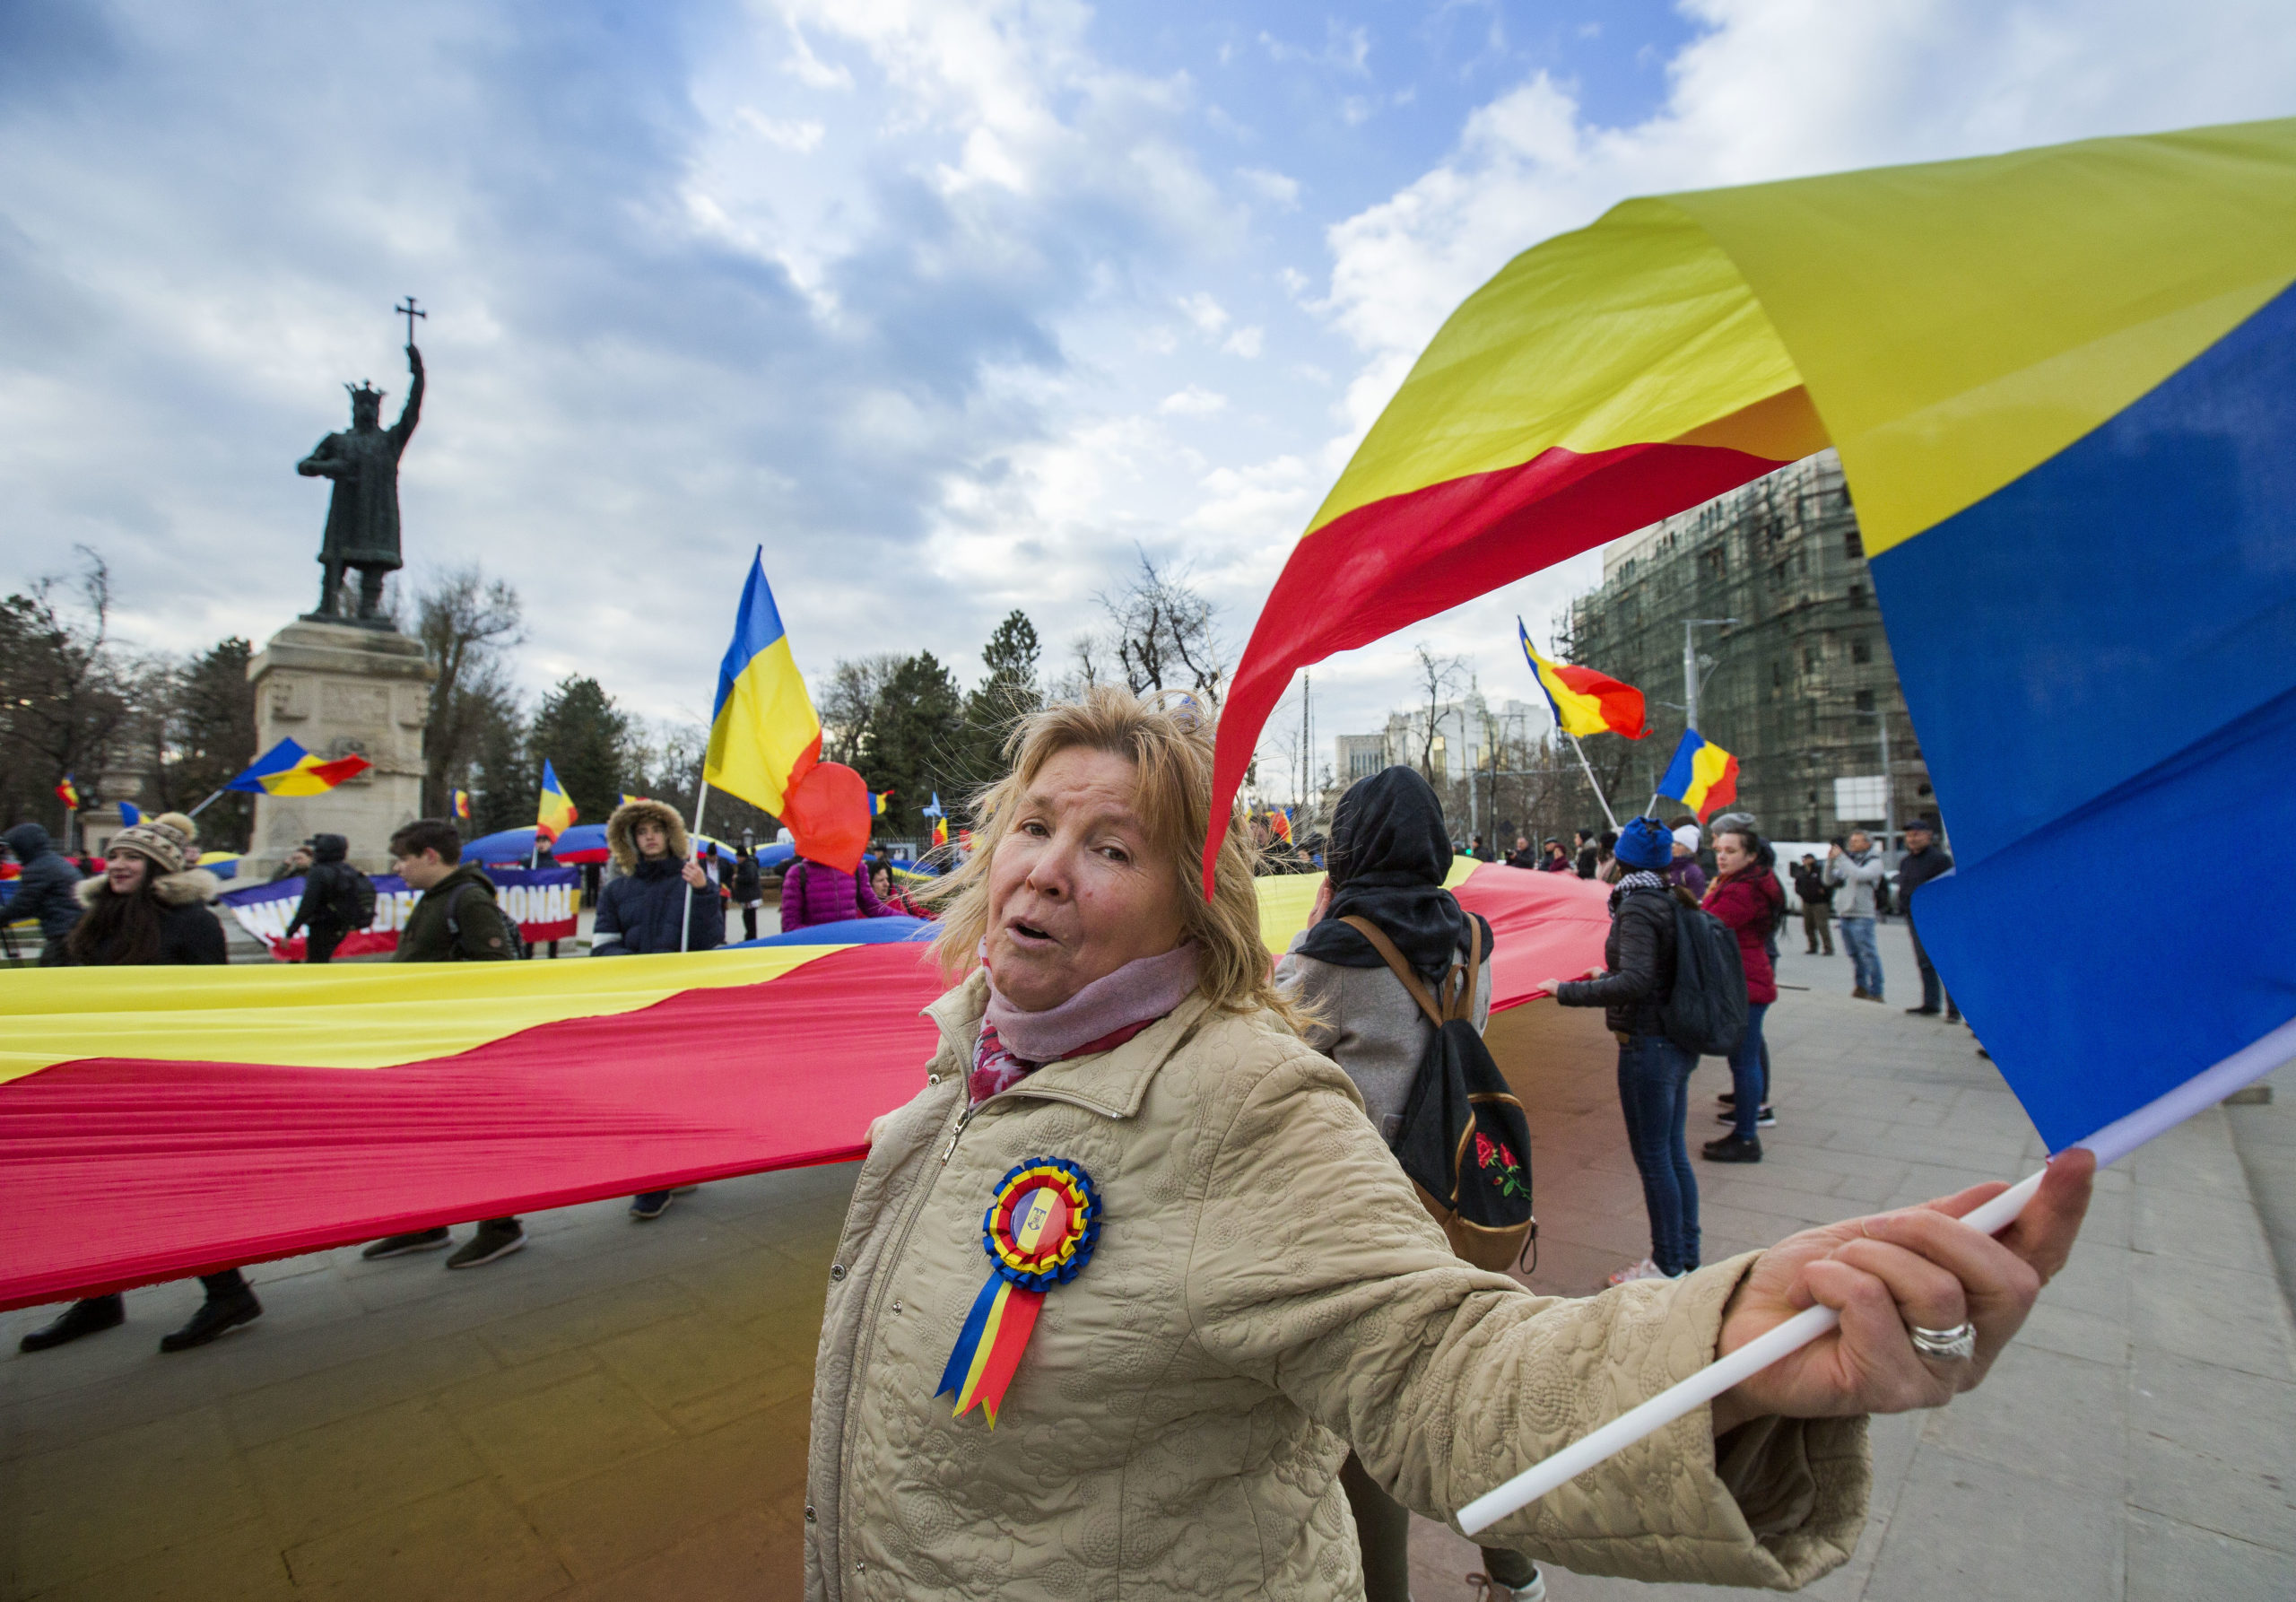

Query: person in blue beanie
[1540,814,1700,1284]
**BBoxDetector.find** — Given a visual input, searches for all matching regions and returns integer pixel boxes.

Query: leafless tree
[820,654,906,766]
[413,566,526,816]
[1090,552,1227,698]
[0,549,134,834]
[1412,643,1465,779]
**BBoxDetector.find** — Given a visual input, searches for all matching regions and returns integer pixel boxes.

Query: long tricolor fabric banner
[220,866,580,961]
[0,866,1605,1310]
[1207,116,2296,1154]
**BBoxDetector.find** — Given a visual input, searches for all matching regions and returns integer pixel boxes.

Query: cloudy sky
[4,0,2290,779]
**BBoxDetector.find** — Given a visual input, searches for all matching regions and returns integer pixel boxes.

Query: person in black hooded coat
[1272,767,1535,1602]
[4,821,87,962]
[283,832,366,963]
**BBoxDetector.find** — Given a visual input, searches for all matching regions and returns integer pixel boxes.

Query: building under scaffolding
[1563,450,1933,847]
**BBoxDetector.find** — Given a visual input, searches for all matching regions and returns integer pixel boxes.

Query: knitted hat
[1671,823,1702,854]
[108,814,196,876]
[1616,816,1674,871]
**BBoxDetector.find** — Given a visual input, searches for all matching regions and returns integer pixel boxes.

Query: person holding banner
[817,689,2092,1601]
[21,813,263,1354]
[360,820,529,1269]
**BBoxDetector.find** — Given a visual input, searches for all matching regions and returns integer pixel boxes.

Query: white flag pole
[1565,733,1619,832]
[1455,1014,2296,1537]
[682,773,710,953]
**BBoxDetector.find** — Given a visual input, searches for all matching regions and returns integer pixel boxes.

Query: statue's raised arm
[391,344,424,450]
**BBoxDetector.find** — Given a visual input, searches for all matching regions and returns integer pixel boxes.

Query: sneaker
[1702,1133,1764,1162]
[1905,1006,1941,1015]
[630,1192,674,1221]
[361,1228,452,1260]
[18,1294,126,1353]
[159,1289,262,1353]
[447,1223,526,1269]
[1607,1257,1683,1285]
[1466,1567,1548,1601]
[1717,1091,1737,1106]
[1754,1105,1777,1127]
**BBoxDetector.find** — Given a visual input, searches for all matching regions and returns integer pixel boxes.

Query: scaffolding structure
[1561,451,1933,848]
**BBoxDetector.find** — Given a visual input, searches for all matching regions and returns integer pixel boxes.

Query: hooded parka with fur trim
[805,972,1871,1600]
[595,798,722,954]
[62,867,228,966]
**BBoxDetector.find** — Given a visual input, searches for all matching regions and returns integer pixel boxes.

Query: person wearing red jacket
[1700,823,1783,1162]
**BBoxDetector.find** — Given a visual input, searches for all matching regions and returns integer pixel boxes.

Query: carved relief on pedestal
[322,681,393,725]
[395,684,428,728]
[267,675,311,721]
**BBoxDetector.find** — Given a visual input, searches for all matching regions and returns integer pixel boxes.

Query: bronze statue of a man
[299,343,423,623]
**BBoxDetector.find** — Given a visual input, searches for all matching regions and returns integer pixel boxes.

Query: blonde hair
[927,686,1300,1027]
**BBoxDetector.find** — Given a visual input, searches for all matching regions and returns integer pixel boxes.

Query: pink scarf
[970,944,1200,1105]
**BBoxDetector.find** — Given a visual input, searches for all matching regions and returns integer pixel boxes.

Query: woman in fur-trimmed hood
[61,812,228,967]
[595,797,721,955]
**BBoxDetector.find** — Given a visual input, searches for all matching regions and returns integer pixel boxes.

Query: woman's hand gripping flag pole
[1456,1015,2296,1536]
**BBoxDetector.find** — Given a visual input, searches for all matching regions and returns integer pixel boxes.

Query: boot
[19,1295,126,1353]
[159,1288,263,1353]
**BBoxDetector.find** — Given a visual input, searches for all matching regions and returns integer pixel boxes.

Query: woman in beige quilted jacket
[806,689,2092,1601]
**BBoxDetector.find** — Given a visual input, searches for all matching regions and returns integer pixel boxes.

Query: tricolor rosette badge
[935,1157,1100,1426]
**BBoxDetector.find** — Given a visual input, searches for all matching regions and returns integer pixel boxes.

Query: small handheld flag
[536,762,578,844]
[453,788,472,822]
[932,816,950,849]
[56,776,82,809]
[1269,808,1294,844]
[868,788,893,818]
[1655,729,1739,822]
[1518,621,1648,740]
[223,740,372,797]
[921,792,945,820]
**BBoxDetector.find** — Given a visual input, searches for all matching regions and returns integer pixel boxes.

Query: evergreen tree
[153,638,257,849]
[470,701,530,833]
[858,651,965,839]
[528,676,631,828]
[959,610,1042,789]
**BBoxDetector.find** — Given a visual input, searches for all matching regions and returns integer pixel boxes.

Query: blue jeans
[1618,1034,1700,1275]
[1839,916,1883,997]
[1728,1002,1770,1139]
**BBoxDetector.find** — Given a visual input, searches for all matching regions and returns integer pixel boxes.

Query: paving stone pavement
[3,921,2290,1598]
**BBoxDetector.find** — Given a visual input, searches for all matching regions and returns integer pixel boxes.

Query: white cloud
[1159,385,1227,415]
[780,22,855,90]
[1236,166,1300,208]
[735,109,828,152]
[1221,325,1264,358]
[1176,291,1229,336]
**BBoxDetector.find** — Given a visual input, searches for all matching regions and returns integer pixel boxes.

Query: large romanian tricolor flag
[225,739,373,797]
[1518,620,1648,741]
[1655,730,1739,823]
[1209,117,2296,1154]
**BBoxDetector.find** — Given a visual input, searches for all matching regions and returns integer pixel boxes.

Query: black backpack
[334,866,378,931]
[444,880,522,960]
[1659,897,1749,1058]
[1339,916,1535,1274]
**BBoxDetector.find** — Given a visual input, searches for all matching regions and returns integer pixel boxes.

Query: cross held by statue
[396,295,426,344]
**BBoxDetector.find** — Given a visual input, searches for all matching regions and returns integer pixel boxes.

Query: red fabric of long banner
[0,945,945,1310]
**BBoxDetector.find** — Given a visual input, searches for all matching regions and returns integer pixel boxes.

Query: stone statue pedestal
[242,621,436,877]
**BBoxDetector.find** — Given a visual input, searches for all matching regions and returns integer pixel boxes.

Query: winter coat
[595,857,724,954]
[1826,849,1886,919]
[779,857,889,931]
[1665,857,1707,900]
[1553,882,1681,1037]
[61,869,229,965]
[1538,849,1573,873]
[805,971,1869,1601]
[1704,869,1784,1006]
[1790,862,1832,910]
[730,854,763,904]
[1576,843,1599,879]
[4,822,86,950]
[393,862,517,962]
[1277,930,1492,1145]
[287,833,363,937]
[1894,844,1954,931]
